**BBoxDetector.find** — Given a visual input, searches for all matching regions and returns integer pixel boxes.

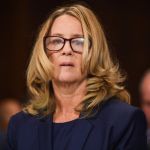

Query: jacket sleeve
[114,109,148,150]
[4,116,16,150]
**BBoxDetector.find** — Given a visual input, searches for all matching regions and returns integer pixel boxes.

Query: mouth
[60,62,74,67]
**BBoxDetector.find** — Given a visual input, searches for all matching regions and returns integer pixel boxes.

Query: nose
[61,41,73,55]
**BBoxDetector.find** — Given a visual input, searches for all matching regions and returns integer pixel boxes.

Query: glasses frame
[43,36,91,54]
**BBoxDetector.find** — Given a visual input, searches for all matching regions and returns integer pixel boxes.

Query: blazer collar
[37,115,53,150]
[37,105,102,150]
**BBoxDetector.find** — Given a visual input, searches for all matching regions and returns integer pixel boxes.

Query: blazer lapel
[67,106,102,150]
[37,109,98,150]
[67,118,93,150]
[37,115,93,150]
[37,115,53,150]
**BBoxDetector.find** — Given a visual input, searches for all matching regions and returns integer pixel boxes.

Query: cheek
[47,51,58,63]
[76,56,82,68]
[46,50,52,56]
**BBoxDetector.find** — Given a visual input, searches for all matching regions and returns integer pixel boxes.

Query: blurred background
[0,0,150,105]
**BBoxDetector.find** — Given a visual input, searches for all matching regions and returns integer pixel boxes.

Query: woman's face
[47,14,87,83]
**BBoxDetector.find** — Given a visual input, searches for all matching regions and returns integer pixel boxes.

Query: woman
[5,3,147,150]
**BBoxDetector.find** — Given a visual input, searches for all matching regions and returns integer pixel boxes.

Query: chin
[58,75,78,83]
[53,70,83,83]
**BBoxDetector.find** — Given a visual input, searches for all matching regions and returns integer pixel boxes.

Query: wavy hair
[23,3,130,118]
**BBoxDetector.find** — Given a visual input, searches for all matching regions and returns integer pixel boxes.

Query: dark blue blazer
[5,98,147,150]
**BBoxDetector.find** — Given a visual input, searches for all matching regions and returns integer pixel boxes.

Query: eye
[72,38,84,46]
[50,38,63,45]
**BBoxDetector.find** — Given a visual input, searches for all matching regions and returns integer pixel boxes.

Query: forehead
[50,14,83,36]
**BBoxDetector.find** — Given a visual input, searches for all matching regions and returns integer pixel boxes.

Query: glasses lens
[45,37,64,51]
[71,38,84,52]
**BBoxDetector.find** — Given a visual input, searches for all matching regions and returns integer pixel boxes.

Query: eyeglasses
[43,36,91,53]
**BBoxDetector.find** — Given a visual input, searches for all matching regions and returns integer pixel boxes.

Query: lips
[60,62,74,67]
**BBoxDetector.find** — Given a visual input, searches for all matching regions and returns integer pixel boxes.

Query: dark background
[0,0,150,106]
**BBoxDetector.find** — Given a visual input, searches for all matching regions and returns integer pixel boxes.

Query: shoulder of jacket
[101,97,138,116]
[89,97,146,143]
[8,111,42,128]
[95,97,145,125]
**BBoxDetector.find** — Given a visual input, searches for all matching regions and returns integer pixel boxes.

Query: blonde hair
[23,3,130,118]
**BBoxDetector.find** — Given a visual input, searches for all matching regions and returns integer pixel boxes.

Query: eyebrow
[50,33,84,38]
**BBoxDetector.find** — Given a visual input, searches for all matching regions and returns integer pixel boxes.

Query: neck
[52,79,87,121]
